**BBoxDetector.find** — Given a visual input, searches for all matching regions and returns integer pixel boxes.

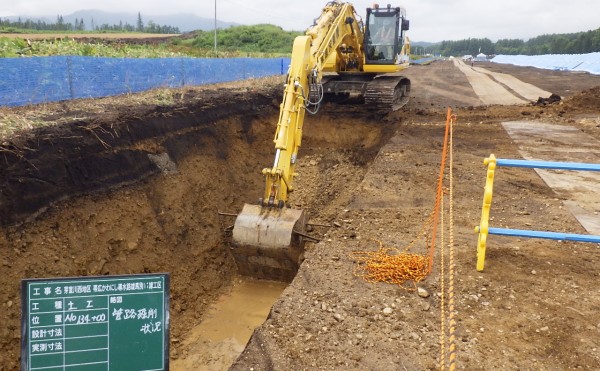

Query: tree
[56,15,65,30]
[136,12,144,32]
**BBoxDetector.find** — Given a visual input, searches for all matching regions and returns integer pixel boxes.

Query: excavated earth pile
[1,61,600,370]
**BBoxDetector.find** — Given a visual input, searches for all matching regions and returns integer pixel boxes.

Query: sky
[1,0,599,42]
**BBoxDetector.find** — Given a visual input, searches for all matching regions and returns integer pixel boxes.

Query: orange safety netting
[351,239,430,287]
[351,108,454,288]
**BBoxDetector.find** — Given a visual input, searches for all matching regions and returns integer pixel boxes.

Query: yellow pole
[475,154,497,271]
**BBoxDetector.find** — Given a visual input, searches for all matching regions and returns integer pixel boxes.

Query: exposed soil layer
[1,61,600,370]
[0,88,279,226]
[0,85,285,369]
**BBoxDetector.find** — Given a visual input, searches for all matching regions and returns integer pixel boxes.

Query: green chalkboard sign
[21,273,170,371]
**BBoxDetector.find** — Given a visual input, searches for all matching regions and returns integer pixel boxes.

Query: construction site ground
[1,60,600,370]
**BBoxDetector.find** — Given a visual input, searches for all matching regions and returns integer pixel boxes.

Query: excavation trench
[0,91,398,369]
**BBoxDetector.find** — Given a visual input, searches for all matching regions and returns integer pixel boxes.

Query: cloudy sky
[1,0,599,42]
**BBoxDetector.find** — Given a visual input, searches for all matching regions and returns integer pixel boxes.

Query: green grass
[191,24,301,54]
[0,28,145,35]
[0,37,189,58]
[0,24,302,58]
[0,36,290,58]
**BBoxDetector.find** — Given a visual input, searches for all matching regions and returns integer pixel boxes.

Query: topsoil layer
[1,60,600,370]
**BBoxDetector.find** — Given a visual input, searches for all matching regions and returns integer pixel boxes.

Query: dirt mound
[562,86,600,112]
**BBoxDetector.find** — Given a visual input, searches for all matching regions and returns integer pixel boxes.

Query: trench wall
[0,88,280,226]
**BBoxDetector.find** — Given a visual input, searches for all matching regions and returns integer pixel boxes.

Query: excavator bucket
[231,204,308,282]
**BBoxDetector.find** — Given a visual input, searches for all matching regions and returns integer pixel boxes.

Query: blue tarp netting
[0,56,290,107]
[491,53,600,75]
[411,57,435,65]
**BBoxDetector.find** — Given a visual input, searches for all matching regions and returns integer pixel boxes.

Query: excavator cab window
[365,6,403,64]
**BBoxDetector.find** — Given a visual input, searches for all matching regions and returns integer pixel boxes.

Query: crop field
[0,35,289,58]
[0,32,179,39]
[0,36,191,58]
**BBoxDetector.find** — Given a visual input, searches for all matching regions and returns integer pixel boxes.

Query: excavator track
[364,75,411,111]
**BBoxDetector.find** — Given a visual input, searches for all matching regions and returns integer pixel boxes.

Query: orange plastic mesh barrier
[352,239,430,287]
[351,108,454,288]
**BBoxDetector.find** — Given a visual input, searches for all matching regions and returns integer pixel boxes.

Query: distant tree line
[0,13,179,34]
[427,27,600,56]
[193,24,301,54]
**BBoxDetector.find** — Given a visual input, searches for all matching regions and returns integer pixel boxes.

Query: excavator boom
[231,35,314,281]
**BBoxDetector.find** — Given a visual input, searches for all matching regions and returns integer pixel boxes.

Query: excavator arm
[262,2,365,207]
[261,36,310,208]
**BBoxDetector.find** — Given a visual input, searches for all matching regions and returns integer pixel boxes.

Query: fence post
[475,154,600,271]
[475,154,497,271]
[180,58,186,87]
[66,56,75,99]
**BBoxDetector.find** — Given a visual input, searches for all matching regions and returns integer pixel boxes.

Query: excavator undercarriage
[323,74,411,111]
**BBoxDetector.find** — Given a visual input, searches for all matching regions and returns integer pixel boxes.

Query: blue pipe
[488,227,600,243]
[496,159,600,172]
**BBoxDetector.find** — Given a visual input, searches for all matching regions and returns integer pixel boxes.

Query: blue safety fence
[475,154,600,271]
[0,56,291,107]
[492,52,600,75]
[410,57,436,65]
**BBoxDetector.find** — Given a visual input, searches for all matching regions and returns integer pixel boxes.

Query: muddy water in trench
[171,276,286,370]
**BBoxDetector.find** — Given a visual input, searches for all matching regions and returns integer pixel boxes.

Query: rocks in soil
[148,153,178,174]
[417,287,430,298]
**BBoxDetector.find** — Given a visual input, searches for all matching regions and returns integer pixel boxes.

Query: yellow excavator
[230,1,410,281]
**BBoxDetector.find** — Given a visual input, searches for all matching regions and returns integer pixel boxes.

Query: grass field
[0,33,288,58]
[0,33,180,40]
[0,36,194,58]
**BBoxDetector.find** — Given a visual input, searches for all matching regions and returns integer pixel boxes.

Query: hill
[191,24,302,54]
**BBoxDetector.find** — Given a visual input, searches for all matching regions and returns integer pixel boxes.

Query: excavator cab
[365,4,409,64]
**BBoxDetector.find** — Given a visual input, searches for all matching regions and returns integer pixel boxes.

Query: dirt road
[1,60,600,371]
[453,58,551,104]
[502,121,600,234]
